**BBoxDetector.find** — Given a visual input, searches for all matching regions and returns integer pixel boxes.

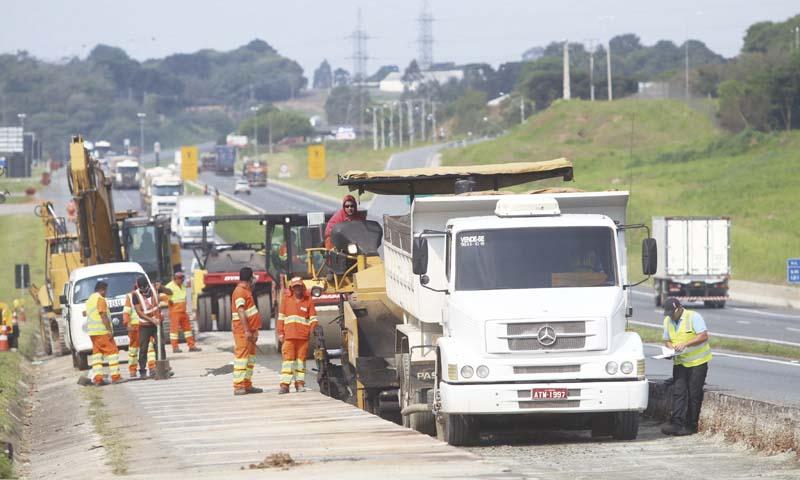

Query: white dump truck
[319,160,657,446]
[652,216,731,308]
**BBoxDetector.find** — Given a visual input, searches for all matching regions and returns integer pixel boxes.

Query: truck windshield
[455,227,617,291]
[118,166,138,175]
[125,225,160,275]
[183,217,203,227]
[72,272,141,304]
[153,184,183,196]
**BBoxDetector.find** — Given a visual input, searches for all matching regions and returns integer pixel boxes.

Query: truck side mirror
[59,294,67,305]
[412,237,429,275]
[642,238,657,275]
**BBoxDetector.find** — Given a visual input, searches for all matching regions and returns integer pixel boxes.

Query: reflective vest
[165,281,187,304]
[134,289,161,326]
[123,293,140,327]
[278,292,318,341]
[664,310,712,368]
[86,292,109,336]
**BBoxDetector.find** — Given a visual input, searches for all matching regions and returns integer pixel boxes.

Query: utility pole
[431,101,437,142]
[417,0,435,70]
[684,39,690,99]
[407,101,415,147]
[268,115,273,154]
[250,106,259,159]
[520,97,525,124]
[137,112,146,159]
[398,102,404,147]
[795,25,799,51]
[563,41,571,100]
[372,108,378,151]
[606,44,613,101]
[586,39,597,101]
[379,107,386,150]
[420,100,426,143]
[388,103,394,148]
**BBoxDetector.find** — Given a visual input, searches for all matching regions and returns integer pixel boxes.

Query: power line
[347,8,371,82]
[417,0,434,70]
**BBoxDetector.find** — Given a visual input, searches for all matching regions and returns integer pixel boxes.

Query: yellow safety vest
[165,281,187,304]
[86,292,109,336]
[124,294,140,326]
[664,310,712,368]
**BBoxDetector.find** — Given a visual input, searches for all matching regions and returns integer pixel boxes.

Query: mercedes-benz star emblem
[537,325,557,346]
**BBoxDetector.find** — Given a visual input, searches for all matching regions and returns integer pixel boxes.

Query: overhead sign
[307,144,326,180]
[0,127,23,153]
[180,146,199,181]
[788,259,800,285]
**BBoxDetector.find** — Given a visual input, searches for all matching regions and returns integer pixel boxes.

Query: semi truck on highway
[111,157,140,189]
[243,159,267,186]
[215,145,236,175]
[315,160,657,445]
[175,196,215,247]
[652,216,731,308]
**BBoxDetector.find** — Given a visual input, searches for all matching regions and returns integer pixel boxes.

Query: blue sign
[788,258,800,285]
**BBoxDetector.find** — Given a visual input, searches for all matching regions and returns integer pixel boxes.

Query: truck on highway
[175,196,215,247]
[112,157,140,189]
[315,160,657,446]
[652,216,731,308]
[149,175,184,219]
[200,152,217,173]
[215,145,236,175]
[243,159,267,186]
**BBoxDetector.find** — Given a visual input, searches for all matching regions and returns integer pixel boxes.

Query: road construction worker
[165,271,201,353]
[123,287,157,378]
[133,277,168,378]
[661,298,712,436]
[324,194,366,249]
[277,277,318,394]
[87,281,122,385]
[231,267,262,395]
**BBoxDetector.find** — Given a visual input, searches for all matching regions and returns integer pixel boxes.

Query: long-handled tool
[155,320,171,380]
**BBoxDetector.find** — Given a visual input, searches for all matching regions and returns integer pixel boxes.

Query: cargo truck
[176,196,215,247]
[652,216,730,308]
[215,145,236,175]
[112,157,140,189]
[244,160,267,186]
[316,160,658,446]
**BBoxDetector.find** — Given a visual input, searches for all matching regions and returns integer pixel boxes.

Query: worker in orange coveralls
[165,270,201,353]
[277,277,318,394]
[231,267,263,396]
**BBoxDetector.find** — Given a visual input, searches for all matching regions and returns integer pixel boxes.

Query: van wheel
[436,413,478,446]
[216,295,232,331]
[612,411,640,440]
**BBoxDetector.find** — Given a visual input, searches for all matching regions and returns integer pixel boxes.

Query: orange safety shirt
[231,283,261,334]
[278,292,317,341]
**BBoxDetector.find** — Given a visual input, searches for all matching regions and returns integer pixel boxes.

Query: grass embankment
[185,182,268,244]
[82,388,128,474]
[0,353,23,478]
[630,325,800,361]
[442,99,798,284]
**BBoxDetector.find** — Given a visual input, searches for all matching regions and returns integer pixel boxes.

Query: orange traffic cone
[0,326,9,352]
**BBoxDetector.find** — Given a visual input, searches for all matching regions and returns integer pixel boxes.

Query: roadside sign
[180,146,199,181]
[278,163,291,178]
[154,142,161,153]
[307,144,326,180]
[14,264,30,289]
[788,258,800,285]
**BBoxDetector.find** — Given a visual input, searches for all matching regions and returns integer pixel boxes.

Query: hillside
[442,99,798,284]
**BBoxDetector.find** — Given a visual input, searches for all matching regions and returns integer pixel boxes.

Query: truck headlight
[460,365,474,379]
[620,361,634,374]
[476,365,490,378]
[347,244,358,255]
[605,361,618,375]
[311,286,323,298]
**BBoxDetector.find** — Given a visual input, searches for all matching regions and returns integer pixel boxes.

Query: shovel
[155,320,171,380]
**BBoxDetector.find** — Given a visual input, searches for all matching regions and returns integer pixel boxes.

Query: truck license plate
[532,388,568,400]
[115,335,130,347]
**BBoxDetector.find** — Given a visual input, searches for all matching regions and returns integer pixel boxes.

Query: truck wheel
[52,323,68,356]
[197,296,213,332]
[612,411,640,440]
[409,391,436,436]
[75,351,90,371]
[716,301,726,308]
[436,413,477,446]
[216,295,232,331]
[256,293,272,330]
[590,414,615,438]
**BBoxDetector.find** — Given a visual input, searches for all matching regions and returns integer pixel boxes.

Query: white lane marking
[736,320,751,325]
[787,327,800,333]
[630,320,800,347]
[644,343,800,367]
[730,307,800,320]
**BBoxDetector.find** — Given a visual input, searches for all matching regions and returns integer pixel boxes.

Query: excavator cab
[121,216,174,284]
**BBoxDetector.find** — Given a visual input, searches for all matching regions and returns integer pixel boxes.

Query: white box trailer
[652,216,731,308]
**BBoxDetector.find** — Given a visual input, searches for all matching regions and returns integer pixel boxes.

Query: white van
[175,196,215,247]
[60,262,153,371]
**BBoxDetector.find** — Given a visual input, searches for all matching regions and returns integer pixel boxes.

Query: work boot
[129,370,138,379]
[148,370,156,379]
[278,384,290,395]
[673,426,693,436]
[661,423,690,436]
[246,386,263,394]
[189,346,202,352]
[111,376,124,384]
[295,382,306,393]
[94,379,109,387]
[234,389,248,396]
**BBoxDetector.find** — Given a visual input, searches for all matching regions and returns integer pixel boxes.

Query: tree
[402,60,423,83]
[324,86,369,125]
[313,60,333,89]
[451,90,488,134]
[333,68,351,87]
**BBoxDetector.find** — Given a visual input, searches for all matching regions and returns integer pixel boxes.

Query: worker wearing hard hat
[165,271,201,353]
[660,298,712,436]
[87,281,122,385]
[277,277,318,394]
[231,267,262,395]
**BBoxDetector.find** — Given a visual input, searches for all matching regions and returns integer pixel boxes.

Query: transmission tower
[349,8,370,83]
[417,0,434,71]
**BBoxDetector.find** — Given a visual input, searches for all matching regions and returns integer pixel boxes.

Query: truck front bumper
[439,379,648,414]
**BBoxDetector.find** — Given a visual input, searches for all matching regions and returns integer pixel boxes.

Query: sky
[2,0,798,75]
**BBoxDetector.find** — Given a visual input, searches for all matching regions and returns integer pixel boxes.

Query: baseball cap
[289,277,304,288]
[663,297,682,316]
[174,270,185,277]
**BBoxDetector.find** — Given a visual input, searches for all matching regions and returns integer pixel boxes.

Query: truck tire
[52,323,68,356]
[409,392,436,436]
[73,351,90,371]
[398,353,435,436]
[436,413,478,446]
[216,295,231,331]
[256,293,272,330]
[197,296,213,332]
[612,411,640,440]
[716,300,726,308]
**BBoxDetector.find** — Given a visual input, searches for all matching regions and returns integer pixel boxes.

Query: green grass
[630,325,800,361]
[442,99,798,284]
[83,387,128,474]
[0,166,48,194]
[0,352,22,478]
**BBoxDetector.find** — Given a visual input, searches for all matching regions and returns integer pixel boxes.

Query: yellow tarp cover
[338,159,574,195]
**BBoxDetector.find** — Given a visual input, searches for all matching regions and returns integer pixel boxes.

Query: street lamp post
[388,103,394,148]
[250,106,259,160]
[137,112,146,159]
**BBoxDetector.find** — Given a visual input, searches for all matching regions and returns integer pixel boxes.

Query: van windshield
[72,272,142,304]
[455,226,617,291]
[153,184,183,196]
